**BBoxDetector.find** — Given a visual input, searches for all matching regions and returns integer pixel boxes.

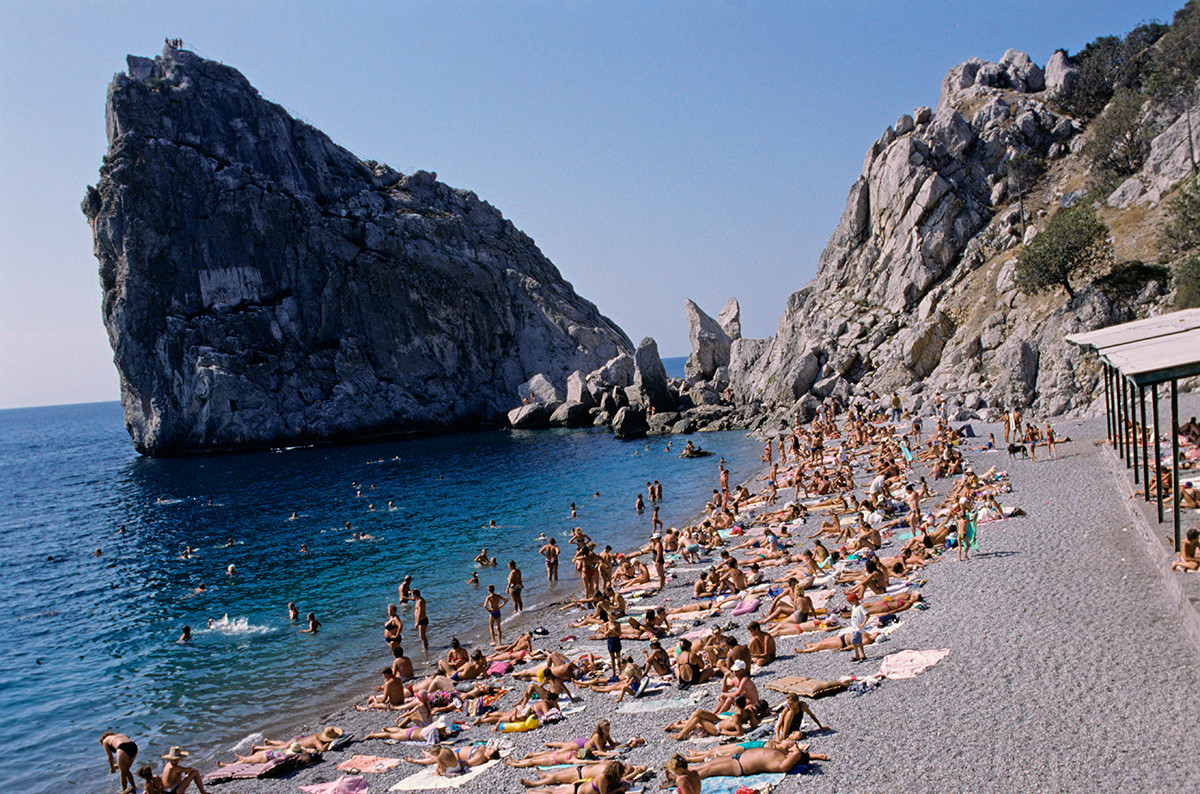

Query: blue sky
[0,0,1183,409]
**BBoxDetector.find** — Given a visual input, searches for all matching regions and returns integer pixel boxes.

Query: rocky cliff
[83,46,632,455]
[712,46,1192,425]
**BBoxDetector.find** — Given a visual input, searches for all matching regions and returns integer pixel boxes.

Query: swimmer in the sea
[190,584,206,596]
[475,548,491,565]
[288,512,298,521]
[288,602,299,621]
[467,572,479,585]
[388,501,395,510]
[302,613,321,634]
[299,544,308,555]
[178,625,191,643]
[226,564,236,576]
[570,502,577,518]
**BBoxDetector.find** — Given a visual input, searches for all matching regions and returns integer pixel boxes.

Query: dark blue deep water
[0,399,760,793]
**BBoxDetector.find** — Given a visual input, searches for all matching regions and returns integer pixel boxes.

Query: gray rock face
[82,48,632,455]
[633,337,674,412]
[1108,77,1200,208]
[684,300,732,380]
[726,50,1159,419]
[519,374,562,404]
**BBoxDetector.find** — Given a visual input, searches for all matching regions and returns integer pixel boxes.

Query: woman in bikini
[543,721,620,756]
[775,693,826,740]
[405,743,499,776]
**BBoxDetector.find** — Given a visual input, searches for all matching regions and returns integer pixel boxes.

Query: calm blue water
[0,398,759,793]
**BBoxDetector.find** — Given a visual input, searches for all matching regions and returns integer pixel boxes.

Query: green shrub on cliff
[1084,87,1151,181]
[1015,205,1113,299]
[1176,253,1200,308]
[1163,177,1200,254]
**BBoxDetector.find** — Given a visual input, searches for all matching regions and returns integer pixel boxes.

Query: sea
[0,360,766,793]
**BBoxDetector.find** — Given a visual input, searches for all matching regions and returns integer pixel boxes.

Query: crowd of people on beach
[104,389,1054,793]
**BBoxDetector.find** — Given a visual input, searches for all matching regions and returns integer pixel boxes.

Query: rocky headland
[83,46,632,455]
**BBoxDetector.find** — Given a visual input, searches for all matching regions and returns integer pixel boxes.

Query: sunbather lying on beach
[797,630,879,653]
[667,743,826,786]
[404,743,499,776]
[364,722,455,743]
[519,760,647,789]
[521,761,628,794]
[665,695,758,740]
[253,726,343,753]
[505,746,594,768]
[217,743,315,766]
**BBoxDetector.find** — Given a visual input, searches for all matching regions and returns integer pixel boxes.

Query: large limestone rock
[611,406,649,439]
[81,47,632,455]
[684,300,732,380]
[1044,51,1077,96]
[727,49,1145,419]
[1108,77,1200,208]
[717,298,742,340]
[633,337,674,412]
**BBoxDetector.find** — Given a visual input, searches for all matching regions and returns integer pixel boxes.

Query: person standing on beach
[484,585,508,646]
[507,560,524,614]
[849,597,868,662]
[652,533,666,591]
[384,603,403,645]
[540,538,559,583]
[652,505,663,534]
[100,731,138,793]
[413,590,429,652]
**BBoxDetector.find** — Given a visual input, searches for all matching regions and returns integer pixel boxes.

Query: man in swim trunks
[484,585,508,646]
[541,538,560,583]
[413,590,429,652]
[507,560,524,613]
[101,731,138,793]
[398,574,414,603]
[391,644,414,679]
[357,667,407,710]
[161,746,207,794]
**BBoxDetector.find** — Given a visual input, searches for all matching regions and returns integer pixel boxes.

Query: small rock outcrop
[82,47,632,454]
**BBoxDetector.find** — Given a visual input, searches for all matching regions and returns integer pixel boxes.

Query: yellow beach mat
[389,759,500,791]
[763,675,847,698]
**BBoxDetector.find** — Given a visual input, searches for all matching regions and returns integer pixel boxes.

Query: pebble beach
[194,397,1200,794]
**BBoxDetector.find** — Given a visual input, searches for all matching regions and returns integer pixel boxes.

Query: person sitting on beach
[713,659,759,712]
[1181,483,1200,509]
[390,643,414,680]
[518,665,575,707]
[665,694,758,740]
[253,726,342,754]
[404,743,500,776]
[1171,528,1200,572]
[140,749,208,794]
[673,639,715,688]
[579,657,644,702]
[775,692,826,740]
[357,667,408,710]
[643,639,673,676]
[747,621,776,666]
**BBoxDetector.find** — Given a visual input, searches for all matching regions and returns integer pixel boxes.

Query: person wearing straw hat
[161,746,207,794]
[253,725,343,754]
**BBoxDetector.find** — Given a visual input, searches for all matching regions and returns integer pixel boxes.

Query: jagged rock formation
[726,48,1180,423]
[82,47,632,454]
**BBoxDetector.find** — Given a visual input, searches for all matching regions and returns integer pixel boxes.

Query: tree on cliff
[1015,205,1112,300]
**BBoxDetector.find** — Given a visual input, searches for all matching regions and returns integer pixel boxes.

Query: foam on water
[199,614,274,636]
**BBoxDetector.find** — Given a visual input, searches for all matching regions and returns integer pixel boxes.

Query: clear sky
[0,0,1183,409]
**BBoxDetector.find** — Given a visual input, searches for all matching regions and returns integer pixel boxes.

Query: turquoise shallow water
[0,393,761,793]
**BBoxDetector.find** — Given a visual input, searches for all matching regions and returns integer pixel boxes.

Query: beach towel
[338,755,402,773]
[878,648,949,679]
[699,772,785,793]
[204,752,319,782]
[301,777,369,794]
[388,759,500,791]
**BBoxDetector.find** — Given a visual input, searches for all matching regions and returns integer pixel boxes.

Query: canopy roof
[1065,309,1200,385]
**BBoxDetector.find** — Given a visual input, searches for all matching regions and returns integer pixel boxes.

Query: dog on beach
[1007,443,1029,460]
